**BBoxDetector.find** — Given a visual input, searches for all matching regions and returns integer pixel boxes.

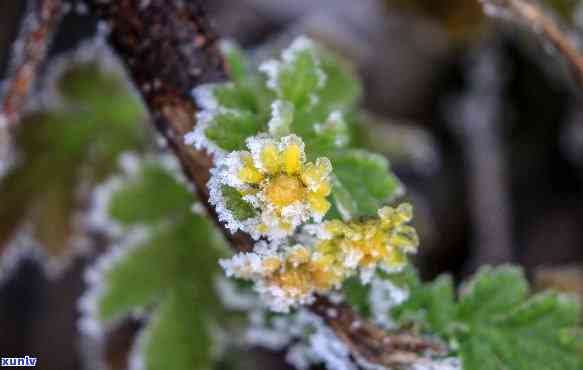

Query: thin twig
[85,0,443,367]
[480,0,583,90]
[1,0,64,126]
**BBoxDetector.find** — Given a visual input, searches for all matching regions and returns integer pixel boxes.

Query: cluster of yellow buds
[214,134,333,240]
[220,203,419,312]
[314,203,419,282]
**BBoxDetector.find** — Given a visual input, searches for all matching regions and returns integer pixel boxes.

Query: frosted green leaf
[108,163,193,226]
[317,49,362,110]
[86,161,227,370]
[0,59,146,266]
[329,178,357,221]
[139,286,214,370]
[330,149,402,218]
[221,185,257,220]
[457,266,529,321]
[97,225,175,322]
[205,110,264,152]
[342,276,372,316]
[96,218,223,323]
[393,266,583,370]
[268,100,294,138]
[263,39,324,108]
[221,41,248,84]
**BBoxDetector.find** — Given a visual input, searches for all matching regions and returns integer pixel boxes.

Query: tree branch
[85,0,444,367]
[480,0,583,90]
[1,0,64,127]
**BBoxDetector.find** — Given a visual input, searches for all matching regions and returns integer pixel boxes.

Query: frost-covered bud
[314,203,419,282]
[210,134,333,240]
[220,242,343,312]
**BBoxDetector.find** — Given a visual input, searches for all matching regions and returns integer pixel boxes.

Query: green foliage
[108,163,193,226]
[199,39,400,219]
[91,160,227,370]
[330,150,402,218]
[392,266,583,370]
[205,110,264,152]
[221,185,257,220]
[0,59,147,263]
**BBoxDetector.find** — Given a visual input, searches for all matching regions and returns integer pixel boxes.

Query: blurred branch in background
[480,0,583,90]
[0,0,63,126]
[447,44,514,270]
[0,0,64,177]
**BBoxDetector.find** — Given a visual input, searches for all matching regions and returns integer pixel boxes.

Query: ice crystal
[411,358,462,370]
[210,134,332,240]
[245,306,358,370]
[79,226,151,338]
[184,83,232,158]
[267,100,294,138]
[369,276,409,329]
[259,36,326,105]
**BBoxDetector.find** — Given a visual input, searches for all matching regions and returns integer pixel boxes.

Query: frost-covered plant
[73,37,582,370]
[187,37,408,311]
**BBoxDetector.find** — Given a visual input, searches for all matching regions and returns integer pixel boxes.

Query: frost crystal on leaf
[369,276,409,329]
[79,226,151,338]
[184,83,231,158]
[267,100,294,138]
[210,134,332,240]
[259,36,326,103]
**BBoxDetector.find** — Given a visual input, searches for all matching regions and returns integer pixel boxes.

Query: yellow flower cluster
[225,134,332,239]
[220,203,419,312]
[315,203,419,281]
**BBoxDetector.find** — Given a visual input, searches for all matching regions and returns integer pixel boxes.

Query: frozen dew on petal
[210,134,333,240]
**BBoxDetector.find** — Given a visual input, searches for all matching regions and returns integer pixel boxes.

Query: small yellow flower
[318,203,419,278]
[223,134,333,239]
